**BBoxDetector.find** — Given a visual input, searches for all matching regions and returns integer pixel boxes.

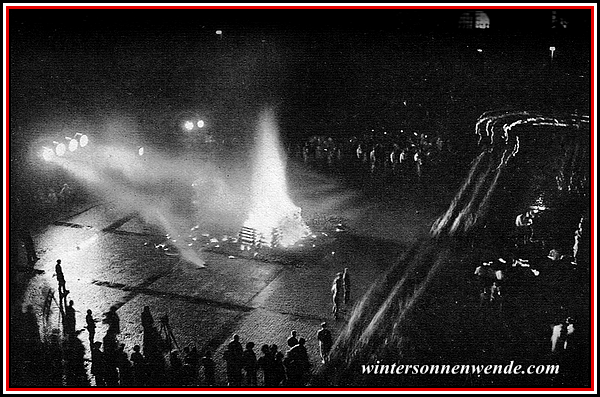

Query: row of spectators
[90,308,335,387]
[290,128,454,179]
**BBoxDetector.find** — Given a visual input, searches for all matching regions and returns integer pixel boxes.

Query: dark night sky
[8,7,593,151]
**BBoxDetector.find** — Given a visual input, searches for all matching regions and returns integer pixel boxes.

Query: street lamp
[197,120,205,128]
[549,46,556,62]
[65,137,78,152]
[184,121,194,131]
[42,147,55,162]
[75,133,89,148]
[53,141,66,156]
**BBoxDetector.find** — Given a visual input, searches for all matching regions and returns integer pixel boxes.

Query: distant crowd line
[290,129,452,180]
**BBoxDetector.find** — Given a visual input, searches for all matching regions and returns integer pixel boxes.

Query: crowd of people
[88,315,335,387]
[472,206,585,368]
[290,128,453,181]
[26,258,341,388]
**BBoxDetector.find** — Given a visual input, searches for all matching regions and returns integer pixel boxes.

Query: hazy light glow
[42,147,55,162]
[184,121,194,131]
[79,134,89,147]
[138,147,144,156]
[243,109,310,247]
[55,143,67,156]
[67,137,79,152]
[197,120,205,128]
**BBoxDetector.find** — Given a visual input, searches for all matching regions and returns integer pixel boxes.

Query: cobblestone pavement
[9,198,412,389]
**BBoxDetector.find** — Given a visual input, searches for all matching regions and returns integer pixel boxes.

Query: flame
[243,109,310,247]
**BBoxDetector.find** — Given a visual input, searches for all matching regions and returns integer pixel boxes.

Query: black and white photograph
[5,4,595,392]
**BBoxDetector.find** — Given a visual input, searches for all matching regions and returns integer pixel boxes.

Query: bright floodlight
[75,133,89,147]
[67,137,78,152]
[54,142,66,156]
[216,30,222,35]
[184,121,194,131]
[138,147,144,156]
[42,147,54,162]
[549,46,556,51]
[197,120,205,128]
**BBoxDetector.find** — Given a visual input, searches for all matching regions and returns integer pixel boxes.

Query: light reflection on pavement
[15,200,402,387]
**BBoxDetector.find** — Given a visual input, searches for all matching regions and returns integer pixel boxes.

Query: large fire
[241,110,310,248]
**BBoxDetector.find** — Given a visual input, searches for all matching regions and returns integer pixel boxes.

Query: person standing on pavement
[331,272,343,319]
[184,343,200,380]
[317,322,333,364]
[343,268,351,305]
[64,300,77,336]
[242,342,258,386]
[103,305,120,336]
[257,344,274,387]
[295,338,311,384]
[224,335,243,386]
[86,309,97,344]
[130,345,146,386]
[91,341,106,387]
[283,338,310,386]
[55,259,68,298]
[201,350,216,386]
[141,306,154,329]
[287,330,299,348]
[270,344,286,386]
[117,343,133,386]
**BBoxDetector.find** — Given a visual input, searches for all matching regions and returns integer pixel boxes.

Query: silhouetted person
[58,183,71,207]
[270,344,285,387]
[343,268,351,304]
[294,338,311,384]
[103,333,119,387]
[169,349,183,386]
[184,343,200,381]
[64,300,77,335]
[86,309,96,344]
[130,344,146,386]
[474,260,496,292]
[103,305,120,335]
[317,322,333,364]
[64,333,88,386]
[91,341,106,387]
[224,335,243,386]
[243,342,258,386]
[257,344,275,387]
[287,330,299,348]
[144,334,166,387]
[117,343,133,386]
[201,350,216,386]
[44,328,63,386]
[55,259,68,298]
[229,334,243,356]
[141,306,154,329]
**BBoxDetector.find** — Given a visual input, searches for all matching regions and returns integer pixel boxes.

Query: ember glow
[243,109,310,247]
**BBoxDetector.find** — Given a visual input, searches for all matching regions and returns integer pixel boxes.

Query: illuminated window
[475,11,490,29]
[459,12,474,29]
[459,11,490,29]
